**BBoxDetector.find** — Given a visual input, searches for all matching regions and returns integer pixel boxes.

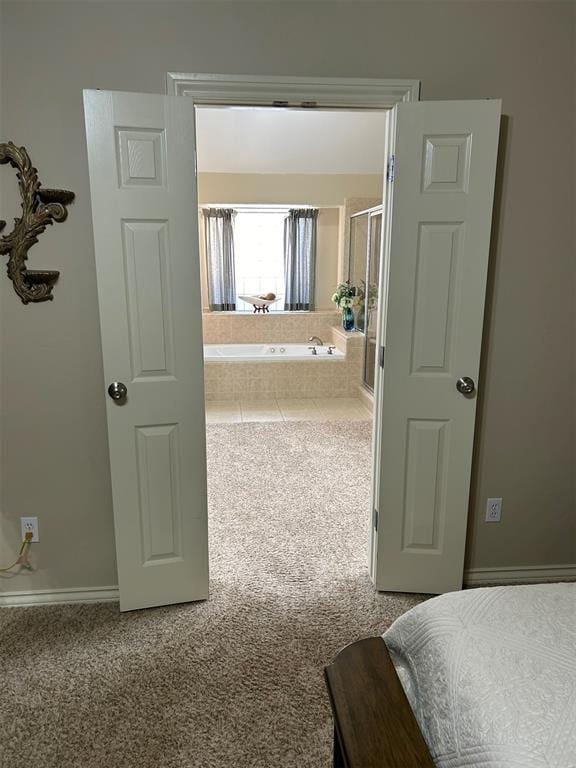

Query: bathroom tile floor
[205,397,372,424]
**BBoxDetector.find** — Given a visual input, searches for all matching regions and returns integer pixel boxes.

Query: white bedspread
[383,583,576,768]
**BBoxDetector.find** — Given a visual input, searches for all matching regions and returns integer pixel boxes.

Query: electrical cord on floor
[0,531,33,572]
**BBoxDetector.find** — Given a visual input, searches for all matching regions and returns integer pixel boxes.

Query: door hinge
[373,508,379,531]
[379,345,385,369]
[386,154,395,182]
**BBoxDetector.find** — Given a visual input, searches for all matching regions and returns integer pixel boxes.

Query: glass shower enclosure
[349,206,383,392]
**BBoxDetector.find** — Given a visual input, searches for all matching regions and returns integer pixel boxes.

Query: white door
[371,100,501,594]
[84,90,209,611]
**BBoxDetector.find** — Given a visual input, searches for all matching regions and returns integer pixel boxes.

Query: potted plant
[331,281,359,332]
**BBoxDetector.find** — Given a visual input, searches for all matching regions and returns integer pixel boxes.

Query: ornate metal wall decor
[0,142,75,303]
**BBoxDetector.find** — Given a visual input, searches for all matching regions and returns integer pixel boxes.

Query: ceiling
[195,107,387,175]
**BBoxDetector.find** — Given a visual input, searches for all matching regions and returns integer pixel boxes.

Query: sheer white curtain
[234,211,285,312]
[203,208,236,311]
[283,209,318,312]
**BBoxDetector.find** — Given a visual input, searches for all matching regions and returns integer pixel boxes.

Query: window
[233,209,287,313]
[202,204,317,312]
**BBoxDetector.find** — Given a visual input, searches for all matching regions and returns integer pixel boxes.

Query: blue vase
[342,306,354,332]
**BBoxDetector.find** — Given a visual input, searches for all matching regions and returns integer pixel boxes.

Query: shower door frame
[348,204,383,392]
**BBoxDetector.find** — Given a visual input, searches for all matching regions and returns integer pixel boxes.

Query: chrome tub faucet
[308,335,324,346]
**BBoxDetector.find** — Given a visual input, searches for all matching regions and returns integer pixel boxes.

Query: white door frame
[167,72,420,588]
[166,72,420,107]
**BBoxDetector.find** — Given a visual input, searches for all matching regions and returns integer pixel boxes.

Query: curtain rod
[199,204,339,210]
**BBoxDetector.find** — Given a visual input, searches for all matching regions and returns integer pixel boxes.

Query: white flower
[331,292,339,305]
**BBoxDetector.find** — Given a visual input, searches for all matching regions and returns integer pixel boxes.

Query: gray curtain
[283,209,318,311]
[203,208,236,311]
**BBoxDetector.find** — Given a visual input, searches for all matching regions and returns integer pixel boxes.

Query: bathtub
[204,343,345,363]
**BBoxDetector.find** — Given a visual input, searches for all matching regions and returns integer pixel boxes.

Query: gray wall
[0,0,574,592]
[0,1,4,576]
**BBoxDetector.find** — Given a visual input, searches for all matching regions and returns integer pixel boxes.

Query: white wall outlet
[20,516,39,542]
[485,498,502,523]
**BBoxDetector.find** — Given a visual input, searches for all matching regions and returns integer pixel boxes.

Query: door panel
[84,90,209,611]
[123,219,175,380]
[373,100,501,594]
[410,222,460,374]
[402,418,449,551]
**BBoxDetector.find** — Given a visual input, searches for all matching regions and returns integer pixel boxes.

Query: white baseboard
[1,566,575,607]
[0,585,119,608]
[464,563,576,587]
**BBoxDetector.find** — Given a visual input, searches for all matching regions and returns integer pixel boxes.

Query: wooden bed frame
[324,637,435,768]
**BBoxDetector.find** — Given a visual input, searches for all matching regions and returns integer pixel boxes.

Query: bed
[324,583,576,768]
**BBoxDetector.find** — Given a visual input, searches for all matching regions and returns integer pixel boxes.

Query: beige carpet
[0,422,427,768]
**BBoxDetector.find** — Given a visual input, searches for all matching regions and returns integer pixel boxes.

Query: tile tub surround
[204,326,364,400]
[202,310,340,345]
[331,325,364,354]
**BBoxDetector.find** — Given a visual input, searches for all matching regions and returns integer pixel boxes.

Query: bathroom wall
[197,172,383,312]
[198,173,384,206]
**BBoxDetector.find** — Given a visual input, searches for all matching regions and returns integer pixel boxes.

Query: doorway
[84,79,500,610]
[195,105,385,599]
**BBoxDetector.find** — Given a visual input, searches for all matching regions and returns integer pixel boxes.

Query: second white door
[371,100,501,594]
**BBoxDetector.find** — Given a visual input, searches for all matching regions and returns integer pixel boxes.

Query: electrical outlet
[20,517,39,542]
[485,498,502,523]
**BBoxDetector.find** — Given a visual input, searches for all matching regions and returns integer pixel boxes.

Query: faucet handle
[307,346,318,355]
[327,346,336,355]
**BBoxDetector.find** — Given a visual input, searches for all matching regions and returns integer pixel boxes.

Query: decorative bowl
[238,295,282,309]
